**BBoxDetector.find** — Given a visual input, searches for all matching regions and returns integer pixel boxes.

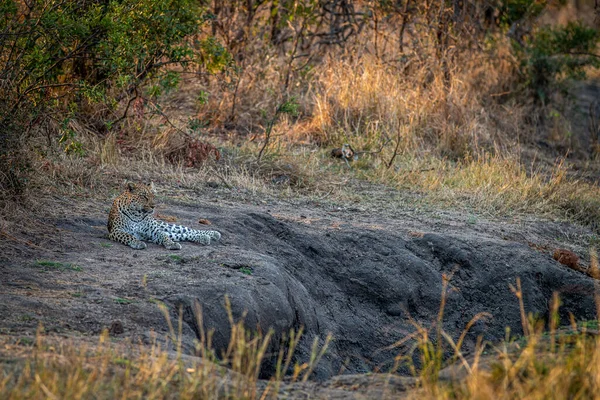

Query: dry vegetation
[2,0,600,398]
[4,2,600,228]
[0,300,331,400]
[12,49,600,231]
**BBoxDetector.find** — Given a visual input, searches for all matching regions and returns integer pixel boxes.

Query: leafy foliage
[0,0,228,198]
[498,0,559,27]
[514,22,600,102]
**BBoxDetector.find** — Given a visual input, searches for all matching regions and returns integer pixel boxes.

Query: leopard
[107,182,221,250]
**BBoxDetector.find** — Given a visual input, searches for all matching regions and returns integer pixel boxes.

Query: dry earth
[0,177,598,398]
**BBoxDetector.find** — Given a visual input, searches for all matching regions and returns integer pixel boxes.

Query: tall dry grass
[296,52,520,157]
[0,299,331,400]
[392,265,600,400]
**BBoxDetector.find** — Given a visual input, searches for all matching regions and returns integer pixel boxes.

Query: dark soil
[0,182,597,386]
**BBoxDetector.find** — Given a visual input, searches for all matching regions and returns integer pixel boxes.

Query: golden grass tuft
[392,274,600,400]
[292,53,521,158]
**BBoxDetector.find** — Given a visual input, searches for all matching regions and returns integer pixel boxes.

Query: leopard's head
[124,182,156,215]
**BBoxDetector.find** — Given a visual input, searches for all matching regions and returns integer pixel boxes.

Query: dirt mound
[0,194,597,380]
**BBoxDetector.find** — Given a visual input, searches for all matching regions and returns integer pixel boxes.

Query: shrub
[514,21,600,103]
[0,0,227,200]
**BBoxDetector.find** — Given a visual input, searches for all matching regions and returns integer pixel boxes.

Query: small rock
[198,219,212,225]
[109,320,124,336]
[386,304,404,317]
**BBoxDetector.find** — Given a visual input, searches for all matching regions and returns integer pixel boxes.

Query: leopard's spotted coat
[107,183,221,250]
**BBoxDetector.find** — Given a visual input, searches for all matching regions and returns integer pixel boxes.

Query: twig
[589,101,599,154]
[562,51,600,59]
[257,103,291,163]
[398,0,412,54]
[354,137,393,156]
[490,91,513,97]
[209,168,233,189]
[146,100,188,136]
[229,65,244,122]
[398,167,436,173]
[386,129,402,169]
[509,277,530,337]
[257,118,276,163]
[111,88,139,126]
[284,17,307,92]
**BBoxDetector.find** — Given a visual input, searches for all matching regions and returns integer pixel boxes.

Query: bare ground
[0,175,598,398]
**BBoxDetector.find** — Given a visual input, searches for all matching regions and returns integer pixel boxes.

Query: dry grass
[199,142,600,230]
[24,131,600,231]
[386,155,600,227]
[434,325,600,400]
[0,332,246,399]
[295,54,519,156]
[13,105,600,239]
[0,299,331,400]
[390,270,600,400]
[10,26,597,231]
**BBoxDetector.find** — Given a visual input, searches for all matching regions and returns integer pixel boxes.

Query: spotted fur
[107,182,221,250]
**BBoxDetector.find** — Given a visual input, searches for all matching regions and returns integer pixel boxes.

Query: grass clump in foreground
[418,317,600,399]
[393,273,600,400]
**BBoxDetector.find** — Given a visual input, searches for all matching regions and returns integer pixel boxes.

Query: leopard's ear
[127,182,136,192]
[149,181,156,194]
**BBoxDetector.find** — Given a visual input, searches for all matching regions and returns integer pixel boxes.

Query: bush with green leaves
[493,0,599,102]
[497,0,555,27]
[0,0,229,199]
[514,21,600,103]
